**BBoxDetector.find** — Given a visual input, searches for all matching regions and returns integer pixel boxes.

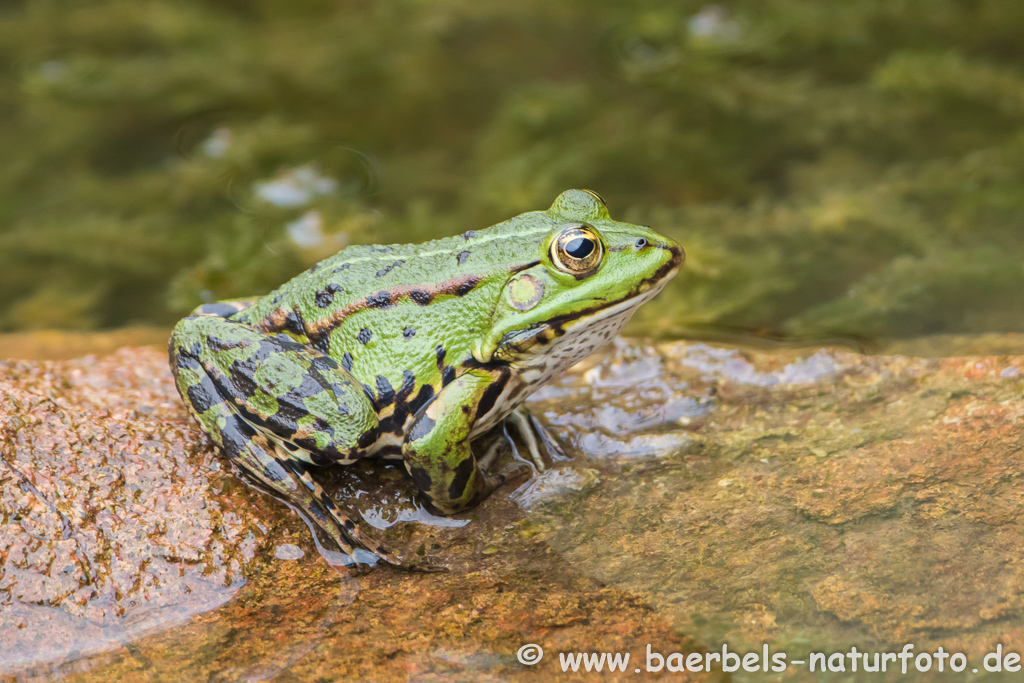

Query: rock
[5,338,1024,680]
[0,348,276,672]
[0,345,697,681]
[529,340,1024,659]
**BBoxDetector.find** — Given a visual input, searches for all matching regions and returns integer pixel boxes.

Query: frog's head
[474,189,684,366]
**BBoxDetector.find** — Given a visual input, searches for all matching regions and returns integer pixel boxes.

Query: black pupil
[565,237,594,259]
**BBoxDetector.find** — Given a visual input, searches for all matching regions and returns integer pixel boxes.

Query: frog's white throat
[512,278,670,385]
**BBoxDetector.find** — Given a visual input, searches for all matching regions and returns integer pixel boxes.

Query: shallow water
[4,1,1024,344]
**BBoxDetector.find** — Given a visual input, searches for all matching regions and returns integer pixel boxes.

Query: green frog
[169,190,683,568]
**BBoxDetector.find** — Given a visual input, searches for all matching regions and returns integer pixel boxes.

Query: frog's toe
[526,411,568,463]
[506,408,567,472]
[337,559,375,576]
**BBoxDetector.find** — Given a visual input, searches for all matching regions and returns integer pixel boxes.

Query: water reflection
[361,501,470,531]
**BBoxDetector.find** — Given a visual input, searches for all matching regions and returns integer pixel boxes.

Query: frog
[168,189,683,569]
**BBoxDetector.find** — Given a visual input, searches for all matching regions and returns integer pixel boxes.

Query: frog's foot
[467,439,534,496]
[190,394,404,569]
[476,436,507,472]
[504,407,567,472]
[199,401,399,568]
[269,446,446,571]
[266,439,407,568]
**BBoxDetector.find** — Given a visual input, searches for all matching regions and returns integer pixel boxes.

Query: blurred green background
[2,0,1024,340]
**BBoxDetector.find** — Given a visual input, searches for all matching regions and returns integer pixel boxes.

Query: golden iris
[550,224,603,276]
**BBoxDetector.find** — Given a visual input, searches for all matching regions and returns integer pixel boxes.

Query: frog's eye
[550,223,604,277]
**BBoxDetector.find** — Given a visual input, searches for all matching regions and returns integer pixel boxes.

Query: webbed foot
[503,407,568,471]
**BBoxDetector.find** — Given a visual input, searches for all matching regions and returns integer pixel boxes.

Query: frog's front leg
[169,314,401,567]
[402,368,532,514]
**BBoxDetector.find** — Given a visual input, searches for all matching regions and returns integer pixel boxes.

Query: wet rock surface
[529,341,1024,664]
[3,339,1024,680]
[0,350,276,673]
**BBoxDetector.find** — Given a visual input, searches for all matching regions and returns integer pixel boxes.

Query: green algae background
[1,0,1023,340]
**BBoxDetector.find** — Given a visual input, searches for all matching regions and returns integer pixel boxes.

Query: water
[2,1,1024,341]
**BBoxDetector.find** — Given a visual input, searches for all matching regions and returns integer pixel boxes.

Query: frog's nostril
[634,238,648,250]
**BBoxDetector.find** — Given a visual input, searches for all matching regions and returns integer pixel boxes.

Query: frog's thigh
[170,315,379,462]
[170,318,402,564]
[402,368,530,514]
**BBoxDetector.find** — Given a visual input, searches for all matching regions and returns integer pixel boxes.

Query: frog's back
[251,213,549,310]
[313,215,552,293]
[235,212,552,399]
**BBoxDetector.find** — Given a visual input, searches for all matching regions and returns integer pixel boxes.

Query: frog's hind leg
[221,405,393,566]
[260,433,404,567]
[169,314,402,567]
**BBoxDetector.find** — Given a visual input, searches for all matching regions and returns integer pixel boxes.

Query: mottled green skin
[169,190,683,567]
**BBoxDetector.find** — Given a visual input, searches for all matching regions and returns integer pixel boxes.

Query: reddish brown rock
[0,346,703,682]
[528,341,1024,664]
[5,338,1024,681]
[0,348,276,672]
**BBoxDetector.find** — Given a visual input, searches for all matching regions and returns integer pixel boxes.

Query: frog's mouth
[495,259,677,360]
[559,274,671,330]
[487,243,682,363]
[490,283,664,363]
